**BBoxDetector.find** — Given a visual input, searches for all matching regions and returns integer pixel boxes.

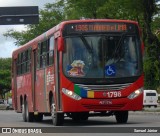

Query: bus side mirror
[58,37,64,51]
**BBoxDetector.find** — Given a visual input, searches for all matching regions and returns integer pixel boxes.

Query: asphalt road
[0,110,159,136]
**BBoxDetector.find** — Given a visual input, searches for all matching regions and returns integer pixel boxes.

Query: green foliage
[0,58,12,98]
[0,58,12,70]
[65,0,144,21]
[144,34,160,89]
[144,56,160,89]
[152,17,160,40]
[98,0,143,21]
[0,58,11,89]
[65,0,107,19]
[4,91,12,99]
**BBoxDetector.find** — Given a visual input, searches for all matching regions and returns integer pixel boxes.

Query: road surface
[0,110,159,136]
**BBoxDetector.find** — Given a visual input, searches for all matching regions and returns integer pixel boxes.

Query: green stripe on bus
[74,84,81,96]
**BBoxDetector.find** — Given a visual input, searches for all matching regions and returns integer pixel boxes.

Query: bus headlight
[62,88,81,100]
[128,88,143,99]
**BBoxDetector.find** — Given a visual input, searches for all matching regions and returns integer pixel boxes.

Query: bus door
[54,38,61,111]
[34,41,50,113]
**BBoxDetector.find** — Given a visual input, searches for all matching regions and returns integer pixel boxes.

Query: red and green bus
[12,19,144,126]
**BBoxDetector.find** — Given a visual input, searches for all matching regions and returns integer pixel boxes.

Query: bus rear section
[143,90,158,107]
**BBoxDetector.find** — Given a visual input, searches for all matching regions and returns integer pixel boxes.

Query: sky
[0,0,55,58]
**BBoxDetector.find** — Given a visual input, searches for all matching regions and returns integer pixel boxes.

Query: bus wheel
[22,103,27,122]
[25,100,34,122]
[34,114,43,122]
[115,111,128,124]
[51,98,64,126]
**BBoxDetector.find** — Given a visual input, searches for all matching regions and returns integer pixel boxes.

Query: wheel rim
[22,104,24,115]
[51,103,56,124]
[22,104,26,121]
[26,102,29,121]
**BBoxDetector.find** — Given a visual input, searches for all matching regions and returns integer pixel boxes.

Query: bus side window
[23,52,26,74]
[39,41,47,68]
[26,49,31,73]
[20,53,23,74]
[16,49,31,75]
[38,37,54,68]
[17,54,21,75]
[37,43,41,69]
[48,36,54,65]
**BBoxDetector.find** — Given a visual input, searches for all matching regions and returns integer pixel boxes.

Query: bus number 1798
[106,91,122,98]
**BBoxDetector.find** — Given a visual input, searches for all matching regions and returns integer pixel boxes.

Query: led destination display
[63,22,136,35]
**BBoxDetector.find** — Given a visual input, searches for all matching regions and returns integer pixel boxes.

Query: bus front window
[63,35,142,79]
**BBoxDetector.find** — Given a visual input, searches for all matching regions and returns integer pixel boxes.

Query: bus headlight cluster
[128,88,143,99]
[62,88,81,100]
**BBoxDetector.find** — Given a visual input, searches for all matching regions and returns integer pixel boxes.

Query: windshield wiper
[107,33,126,64]
[80,35,93,54]
[80,35,99,68]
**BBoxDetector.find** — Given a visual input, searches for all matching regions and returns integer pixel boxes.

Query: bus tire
[51,98,64,126]
[22,103,27,122]
[34,113,43,122]
[115,111,128,124]
[25,100,34,122]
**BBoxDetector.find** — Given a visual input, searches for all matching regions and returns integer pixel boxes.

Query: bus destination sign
[63,22,136,35]
[75,24,127,32]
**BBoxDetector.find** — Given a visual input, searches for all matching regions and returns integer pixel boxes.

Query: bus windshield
[63,34,142,79]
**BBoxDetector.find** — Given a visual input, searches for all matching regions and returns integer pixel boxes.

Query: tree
[98,0,144,21]
[0,58,12,99]
[142,0,160,90]
[64,0,107,19]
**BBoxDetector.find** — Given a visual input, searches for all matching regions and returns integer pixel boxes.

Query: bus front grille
[76,83,132,91]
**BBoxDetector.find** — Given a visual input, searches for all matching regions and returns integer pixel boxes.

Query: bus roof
[12,19,139,58]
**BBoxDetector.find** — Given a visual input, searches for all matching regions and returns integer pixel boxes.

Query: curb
[129,111,160,115]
